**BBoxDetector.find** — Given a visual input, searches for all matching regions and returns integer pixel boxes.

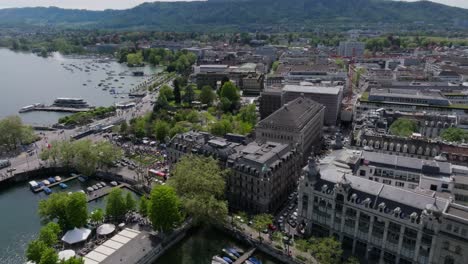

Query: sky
[0,0,467,10]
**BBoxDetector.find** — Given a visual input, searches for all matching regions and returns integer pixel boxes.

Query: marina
[29,174,79,193]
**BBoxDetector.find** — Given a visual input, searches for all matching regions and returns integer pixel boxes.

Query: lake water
[0,178,107,263]
[0,48,161,125]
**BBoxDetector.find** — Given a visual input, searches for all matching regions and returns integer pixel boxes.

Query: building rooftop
[283,84,342,95]
[257,96,324,130]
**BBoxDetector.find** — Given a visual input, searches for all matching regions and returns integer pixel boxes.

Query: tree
[0,115,36,151]
[441,127,468,142]
[126,52,143,66]
[153,94,170,113]
[149,185,182,232]
[219,82,240,112]
[159,85,174,101]
[60,257,85,264]
[120,121,128,135]
[271,61,280,72]
[26,240,47,263]
[38,222,61,247]
[295,239,310,252]
[106,188,128,221]
[389,118,417,137]
[90,208,104,224]
[169,156,227,225]
[183,85,196,104]
[252,214,273,241]
[210,119,233,136]
[125,192,136,211]
[173,79,181,104]
[309,237,343,264]
[199,85,215,106]
[66,192,88,228]
[344,256,361,264]
[238,104,257,126]
[139,196,149,217]
[39,247,59,264]
[153,121,170,142]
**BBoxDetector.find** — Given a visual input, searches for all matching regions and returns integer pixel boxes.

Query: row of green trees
[58,106,116,126]
[0,115,37,151]
[40,140,123,175]
[119,48,197,74]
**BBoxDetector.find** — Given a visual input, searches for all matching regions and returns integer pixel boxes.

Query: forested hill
[0,0,467,31]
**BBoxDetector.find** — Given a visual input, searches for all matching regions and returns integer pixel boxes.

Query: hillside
[0,0,466,31]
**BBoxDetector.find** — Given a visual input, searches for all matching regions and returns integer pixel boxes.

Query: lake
[0,48,161,125]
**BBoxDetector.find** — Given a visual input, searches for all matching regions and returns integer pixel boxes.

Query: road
[0,76,172,182]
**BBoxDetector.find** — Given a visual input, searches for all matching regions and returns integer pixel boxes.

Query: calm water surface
[158,227,278,264]
[0,48,160,125]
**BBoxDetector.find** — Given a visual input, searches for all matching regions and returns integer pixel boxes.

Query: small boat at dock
[47,177,56,184]
[248,257,262,264]
[227,248,241,258]
[78,175,88,182]
[110,181,118,186]
[92,185,99,190]
[86,187,94,192]
[42,180,50,186]
[222,257,233,264]
[55,176,62,182]
[43,187,52,195]
[100,182,107,187]
[222,249,238,260]
[59,183,68,189]
[212,256,228,264]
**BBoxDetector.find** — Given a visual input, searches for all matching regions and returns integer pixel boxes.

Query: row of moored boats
[212,247,262,264]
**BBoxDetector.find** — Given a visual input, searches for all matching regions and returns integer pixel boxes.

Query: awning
[97,224,116,236]
[58,249,76,261]
[61,228,92,244]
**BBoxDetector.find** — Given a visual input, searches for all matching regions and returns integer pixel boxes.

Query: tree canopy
[309,237,343,264]
[169,155,228,225]
[105,188,129,221]
[0,115,36,151]
[38,192,88,230]
[148,185,182,232]
[389,118,417,137]
[441,127,468,142]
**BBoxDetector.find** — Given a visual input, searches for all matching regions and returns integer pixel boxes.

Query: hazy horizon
[0,0,467,11]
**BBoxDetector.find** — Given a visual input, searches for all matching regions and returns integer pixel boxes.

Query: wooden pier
[33,175,79,193]
[233,247,256,264]
[87,183,130,202]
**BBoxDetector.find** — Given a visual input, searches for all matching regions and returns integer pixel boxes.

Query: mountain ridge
[0,0,466,31]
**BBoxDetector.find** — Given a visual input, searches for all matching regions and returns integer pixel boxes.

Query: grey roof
[283,84,342,95]
[257,96,324,130]
[362,151,452,175]
[235,141,291,167]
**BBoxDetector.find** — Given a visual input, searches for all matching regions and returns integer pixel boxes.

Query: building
[227,141,301,213]
[240,73,265,95]
[256,96,325,160]
[298,156,468,264]
[282,84,343,125]
[167,131,302,214]
[259,86,283,119]
[338,41,365,57]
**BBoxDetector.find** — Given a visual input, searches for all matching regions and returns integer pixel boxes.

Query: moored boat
[213,256,228,264]
[59,183,68,189]
[222,249,238,260]
[55,176,62,181]
[43,187,52,195]
[42,180,50,185]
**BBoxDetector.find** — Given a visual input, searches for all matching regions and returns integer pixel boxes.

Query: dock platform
[233,247,256,264]
[20,106,92,113]
[87,183,130,202]
[33,175,79,193]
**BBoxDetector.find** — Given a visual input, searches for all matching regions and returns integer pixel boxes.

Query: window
[446,224,452,232]
[359,170,366,176]
[430,184,438,191]
[395,182,404,187]
[441,183,449,189]
[383,179,392,185]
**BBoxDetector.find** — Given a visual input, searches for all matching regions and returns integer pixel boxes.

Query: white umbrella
[61,228,92,244]
[97,224,116,236]
[58,249,76,261]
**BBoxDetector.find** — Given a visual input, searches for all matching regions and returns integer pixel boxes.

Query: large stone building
[298,157,468,264]
[256,96,325,160]
[167,131,301,214]
[338,41,365,57]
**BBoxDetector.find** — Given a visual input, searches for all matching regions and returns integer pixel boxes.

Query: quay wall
[216,225,304,264]
[135,223,193,264]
